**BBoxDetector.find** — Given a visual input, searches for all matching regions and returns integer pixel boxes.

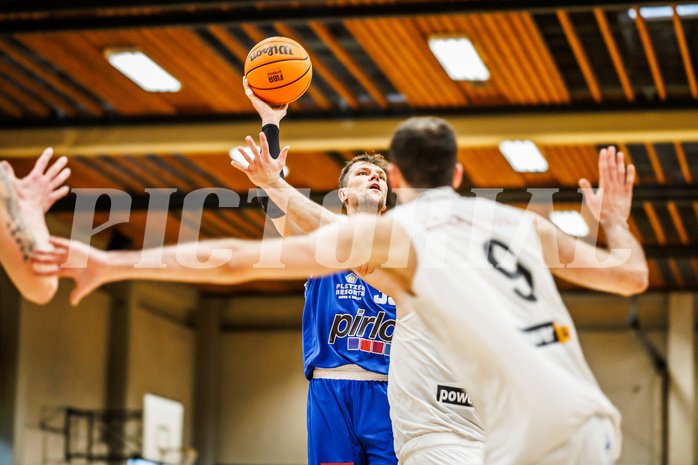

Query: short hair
[388,117,458,188]
[338,153,389,188]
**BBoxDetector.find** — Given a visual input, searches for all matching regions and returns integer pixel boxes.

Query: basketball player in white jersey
[370,118,645,465]
[350,118,644,465]
[38,117,647,465]
[388,298,485,465]
[0,147,70,303]
[226,115,642,465]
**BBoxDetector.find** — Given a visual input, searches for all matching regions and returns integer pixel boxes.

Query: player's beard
[356,192,385,214]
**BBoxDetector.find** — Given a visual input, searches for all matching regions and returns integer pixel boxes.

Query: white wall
[9,283,698,465]
[126,305,196,447]
[11,280,198,465]
[580,331,662,465]
[563,292,668,330]
[217,331,307,465]
[212,292,682,465]
[213,328,663,465]
[121,281,198,457]
[568,292,698,464]
[14,283,111,465]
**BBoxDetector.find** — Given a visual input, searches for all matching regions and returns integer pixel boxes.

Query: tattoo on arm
[0,166,36,261]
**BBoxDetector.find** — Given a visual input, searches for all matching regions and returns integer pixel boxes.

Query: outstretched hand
[32,236,108,306]
[244,77,288,126]
[0,147,71,213]
[578,146,635,227]
[231,132,290,189]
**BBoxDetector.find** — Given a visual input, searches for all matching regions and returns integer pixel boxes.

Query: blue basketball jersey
[302,271,397,379]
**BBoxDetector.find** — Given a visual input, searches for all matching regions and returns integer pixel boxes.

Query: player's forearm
[99,220,405,289]
[263,178,341,234]
[553,224,649,296]
[541,215,647,296]
[0,215,57,304]
[257,122,339,235]
[315,215,411,277]
[273,220,395,279]
[96,240,259,285]
[271,215,306,237]
[0,167,38,257]
[261,114,283,127]
[601,221,649,295]
[0,168,57,304]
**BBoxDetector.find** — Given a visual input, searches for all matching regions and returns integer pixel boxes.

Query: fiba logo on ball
[267,68,283,84]
[244,36,313,105]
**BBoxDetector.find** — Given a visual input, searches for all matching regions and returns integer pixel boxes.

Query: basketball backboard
[142,394,184,465]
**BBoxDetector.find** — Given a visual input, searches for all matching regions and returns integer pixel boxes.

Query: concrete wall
[211,292,688,465]
[10,280,197,465]
[581,331,662,465]
[5,283,697,465]
[14,283,111,465]
[126,283,198,447]
[217,331,307,465]
[211,330,664,465]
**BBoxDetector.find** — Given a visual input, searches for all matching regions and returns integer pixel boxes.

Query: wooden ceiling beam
[308,21,388,109]
[3,1,696,34]
[594,8,634,102]
[0,93,25,118]
[645,142,666,185]
[667,201,689,245]
[643,202,666,244]
[668,259,686,287]
[273,23,357,109]
[207,26,249,63]
[633,7,667,101]
[4,108,698,157]
[0,74,52,117]
[557,10,602,103]
[0,0,676,16]
[0,59,77,118]
[674,141,693,184]
[0,39,104,116]
[672,6,698,99]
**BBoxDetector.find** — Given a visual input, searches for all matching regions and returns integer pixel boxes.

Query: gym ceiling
[0,0,696,294]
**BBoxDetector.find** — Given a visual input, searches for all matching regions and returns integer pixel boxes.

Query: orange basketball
[244,37,312,105]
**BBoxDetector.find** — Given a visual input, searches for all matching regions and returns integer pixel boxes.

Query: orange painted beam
[557,10,602,102]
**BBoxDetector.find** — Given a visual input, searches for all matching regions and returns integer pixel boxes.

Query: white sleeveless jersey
[388,310,485,463]
[388,188,621,465]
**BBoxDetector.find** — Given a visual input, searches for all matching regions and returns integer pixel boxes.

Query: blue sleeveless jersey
[302,271,397,379]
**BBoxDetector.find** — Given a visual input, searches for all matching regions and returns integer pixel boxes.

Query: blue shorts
[307,378,398,465]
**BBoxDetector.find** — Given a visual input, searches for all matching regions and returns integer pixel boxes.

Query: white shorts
[538,416,620,465]
[400,435,483,465]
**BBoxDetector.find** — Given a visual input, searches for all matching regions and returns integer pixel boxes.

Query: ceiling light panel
[498,140,548,173]
[428,36,490,81]
[106,50,181,93]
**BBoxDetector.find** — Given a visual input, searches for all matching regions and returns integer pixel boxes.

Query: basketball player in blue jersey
[234,80,399,465]
[40,87,486,464]
[235,81,484,465]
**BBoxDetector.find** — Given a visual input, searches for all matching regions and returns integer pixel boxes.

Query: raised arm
[234,78,341,237]
[233,132,343,236]
[538,146,648,296]
[0,148,70,304]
